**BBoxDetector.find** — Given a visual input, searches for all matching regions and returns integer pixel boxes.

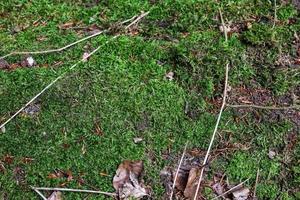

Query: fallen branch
[227,104,300,110]
[0,14,138,60]
[0,11,149,130]
[31,186,47,200]
[31,186,117,197]
[169,142,188,200]
[211,178,249,200]
[193,63,229,200]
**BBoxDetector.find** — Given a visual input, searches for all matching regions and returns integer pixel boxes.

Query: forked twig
[31,186,117,197]
[31,186,47,200]
[125,11,150,30]
[227,104,300,110]
[193,63,229,200]
[211,178,250,200]
[0,11,149,130]
[0,15,138,60]
[169,142,188,200]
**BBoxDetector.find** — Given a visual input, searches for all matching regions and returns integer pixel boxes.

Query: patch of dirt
[135,112,150,132]
[228,85,300,125]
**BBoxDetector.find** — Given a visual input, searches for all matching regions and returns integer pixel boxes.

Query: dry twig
[227,104,300,110]
[169,142,188,200]
[193,63,230,200]
[0,14,138,60]
[211,178,250,200]
[0,11,149,130]
[273,0,277,28]
[219,8,228,42]
[31,186,117,197]
[31,186,47,200]
[253,168,260,198]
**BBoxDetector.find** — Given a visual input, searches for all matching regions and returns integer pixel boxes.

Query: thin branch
[219,8,228,42]
[0,11,150,130]
[193,63,230,200]
[227,104,300,110]
[31,186,117,197]
[253,169,260,198]
[211,178,249,200]
[0,30,107,60]
[125,11,149,30]
[31,186,47,200]
[169,142,188,200]
[0,14,138,60]
[273,0,277,29]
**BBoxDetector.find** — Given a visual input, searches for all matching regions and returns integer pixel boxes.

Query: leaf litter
[160,147,252,199]
[113,160,149,199]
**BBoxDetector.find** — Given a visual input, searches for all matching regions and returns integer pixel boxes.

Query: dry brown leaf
[232,187,250,200]
[20,56,36,67]
[174,168,189,192]
[113,160,148,199]
[0,59,9,69]
[184,167,200,199]
[165,71,174,81]
[47,191,62,200]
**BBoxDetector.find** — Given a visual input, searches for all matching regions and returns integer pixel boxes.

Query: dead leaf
[2,155,14,165]
[0,162,5,173]
[22,103,41,116]
[47,191,62,200]
[21,157,34,164]
[160,167,173,196]
[268,150,276,159]
[184,167,200,198]
[13,166,26,186]
[59,21,76,30]
[113,160,148,199]
[165,71,174,81]
[82,52,90,62]
[232,187,250,200]
[66,170,73,182]
[20,56,36,67]
[0,59,9,69]
[133,137,143,144]
[1,125,5,133]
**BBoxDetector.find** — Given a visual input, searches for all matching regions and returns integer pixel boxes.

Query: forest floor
[0,0,299,199]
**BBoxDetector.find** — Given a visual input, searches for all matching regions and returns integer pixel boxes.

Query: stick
[169,142,188,200]
[125,11,149,30]
[211,178,249,200]
[0,14,138,60]
[219,8,228,42]
[273,0,277,28]
[253,169,260,198]
[0,12,150,129]
[31,186,117,197]
[31,186,47,200]
[227,104,300,110]
[193,63,229,200]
